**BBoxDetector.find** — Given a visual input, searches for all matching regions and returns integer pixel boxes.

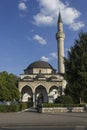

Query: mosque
[18,12,66,107]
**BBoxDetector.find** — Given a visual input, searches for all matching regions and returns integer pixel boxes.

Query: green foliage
[55,95,74,104]
[0,102,33,112]
[20,102,33,110]
[0,104,20,112]
[0,71,20,101]
[64,32,87,103]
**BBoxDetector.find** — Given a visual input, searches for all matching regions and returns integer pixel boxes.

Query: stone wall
[38,107,87,113]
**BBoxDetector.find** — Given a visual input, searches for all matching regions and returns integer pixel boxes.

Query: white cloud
[62,8,80,24]
[40,56,49,62]
[18,2,27,11]
[34,14,54,26]
[33,34,46,45]
[70,22,84,31]
[40,52,57,62]
[33,0,84,30]
[50,52,57,59]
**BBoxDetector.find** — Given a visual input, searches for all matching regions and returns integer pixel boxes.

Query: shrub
[0,102,33,112]
[19,102,33,111]
[55,95,74,104]
[0,104,20,112]
[42,103,85,108]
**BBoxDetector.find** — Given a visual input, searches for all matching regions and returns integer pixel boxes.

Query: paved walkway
[0,109,87,127]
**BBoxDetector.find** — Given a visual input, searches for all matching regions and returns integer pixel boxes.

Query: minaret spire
[58,10,62,23]
[56,11,65,74]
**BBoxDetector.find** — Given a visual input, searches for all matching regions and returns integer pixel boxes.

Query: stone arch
[35,85,48,104]
[19,83,34,93]
[48,85,59,103]
[34,83,48,92]
[21,85,33,102]
[49,85,58,93]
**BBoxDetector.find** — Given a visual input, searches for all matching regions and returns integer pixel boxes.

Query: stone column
[47,92,49,103]
[33,93,36,108]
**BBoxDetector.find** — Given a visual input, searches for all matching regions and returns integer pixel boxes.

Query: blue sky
[0,0,87,76]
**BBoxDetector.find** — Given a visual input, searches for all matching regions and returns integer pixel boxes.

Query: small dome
[25,61,54,70]
[51,75,57,79]
[23,76,32,79]
[49,75,58,81]
[50,76,58,79]
[36,73,46,79]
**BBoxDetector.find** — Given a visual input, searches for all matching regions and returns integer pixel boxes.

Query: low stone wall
[38,107,86,113]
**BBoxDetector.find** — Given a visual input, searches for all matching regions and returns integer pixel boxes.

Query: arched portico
[21,85,33,102]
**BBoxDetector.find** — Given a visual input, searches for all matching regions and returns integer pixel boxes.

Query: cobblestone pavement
[0,109,87,127]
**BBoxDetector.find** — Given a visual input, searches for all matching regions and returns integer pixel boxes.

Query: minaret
[56,11,65,74]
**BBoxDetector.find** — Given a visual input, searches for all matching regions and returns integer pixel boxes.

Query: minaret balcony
[56,32,65,39]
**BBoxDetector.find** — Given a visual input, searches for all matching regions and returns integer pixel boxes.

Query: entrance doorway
[35,85,48,104]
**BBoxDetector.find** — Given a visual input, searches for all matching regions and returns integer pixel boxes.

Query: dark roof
[58,11,62,23]
[25,61,54,70]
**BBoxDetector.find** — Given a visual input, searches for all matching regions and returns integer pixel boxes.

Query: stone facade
[18,61,66,107]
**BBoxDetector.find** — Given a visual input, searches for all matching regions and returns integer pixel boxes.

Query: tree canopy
[64,32,87,103]
[0,71,20,101]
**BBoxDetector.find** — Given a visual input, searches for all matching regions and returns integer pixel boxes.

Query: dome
[25,61,54,70]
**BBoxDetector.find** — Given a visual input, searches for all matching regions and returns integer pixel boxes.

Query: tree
[0,71,20,101]
[64,32,87,103]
